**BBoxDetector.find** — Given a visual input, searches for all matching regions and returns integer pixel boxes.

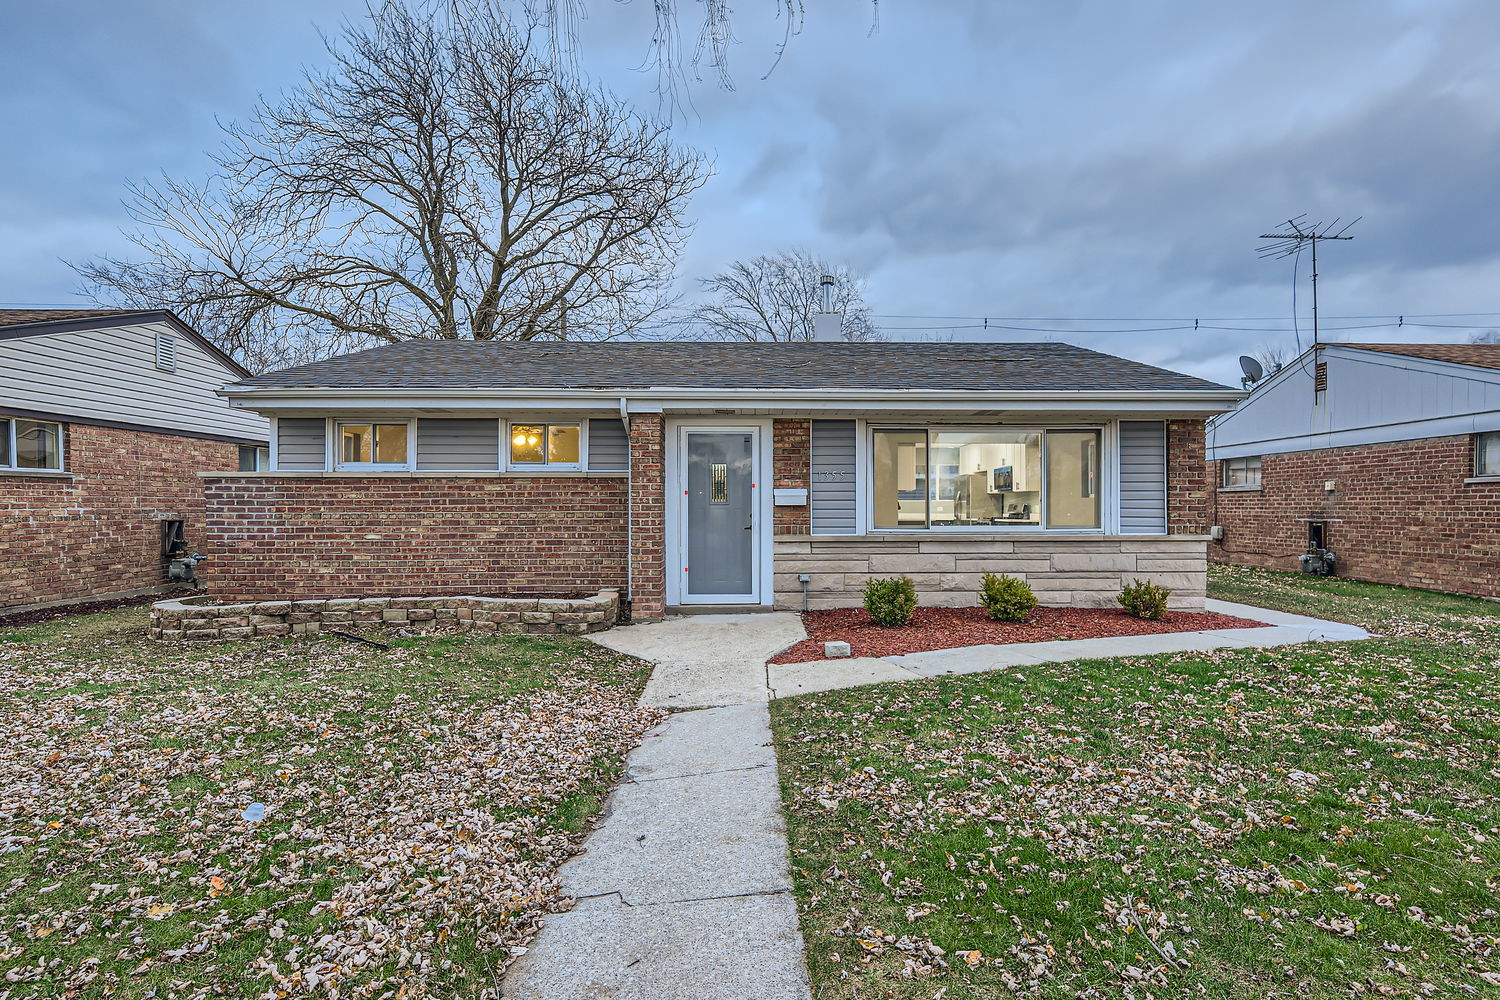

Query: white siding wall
[1209,345,1500,459]
[0,320,268,441]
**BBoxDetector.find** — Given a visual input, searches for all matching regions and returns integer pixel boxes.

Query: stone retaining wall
[150,590,619,641]
[773,536,1207,610]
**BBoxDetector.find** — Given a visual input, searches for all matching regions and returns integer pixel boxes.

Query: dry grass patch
[0,607,660,998]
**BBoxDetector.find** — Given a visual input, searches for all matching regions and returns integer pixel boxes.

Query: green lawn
[0,607,660,998]
[771,567,1500,998]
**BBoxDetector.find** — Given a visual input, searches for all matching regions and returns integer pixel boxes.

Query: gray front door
[683,430,758,602]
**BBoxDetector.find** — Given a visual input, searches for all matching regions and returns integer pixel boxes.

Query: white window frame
[505,419,586,472]
[334,419,415,471]
[0,417,65,473]
[238,444,270,472]
[866,423,1109,533]
[1221,455,1263,489]
[1476,432,1500,479]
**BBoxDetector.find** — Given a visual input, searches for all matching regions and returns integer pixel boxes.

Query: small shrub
[1118,578,1171,620]
[978,572,1037,622]
[863,575,918,627]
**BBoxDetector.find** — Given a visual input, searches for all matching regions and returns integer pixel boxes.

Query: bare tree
[533,0,878,99]
[1254,342,1291,374]
[691,250,879,342]
[75,1,709,371]
[1471,330,1500,344]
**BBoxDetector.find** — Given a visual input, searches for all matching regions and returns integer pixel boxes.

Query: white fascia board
[223,386,1244,416]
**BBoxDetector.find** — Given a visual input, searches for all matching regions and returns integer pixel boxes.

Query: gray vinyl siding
[276,418,327,470]
[587,418,629,471]
[1119,420,1167,534]
[1207,343,1500,458]
[0,320,268,441]
[416,418,500,470]
[810,419,858,535]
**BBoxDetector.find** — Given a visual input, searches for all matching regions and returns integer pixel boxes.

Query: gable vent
[1314,361,1328,394]
[155,332,177,372]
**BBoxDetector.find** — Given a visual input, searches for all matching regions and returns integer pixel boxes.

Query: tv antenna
[1258,215,1358,347]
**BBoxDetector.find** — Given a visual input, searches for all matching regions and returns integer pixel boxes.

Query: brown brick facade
[1168,419,1209,535]
[1,422,240,612]
[202,476,629,601]
[1210,434,1500,599]
[627,414,666,619]
[772,418,811,536]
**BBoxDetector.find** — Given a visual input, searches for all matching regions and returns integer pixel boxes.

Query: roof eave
[220,384,1245,413]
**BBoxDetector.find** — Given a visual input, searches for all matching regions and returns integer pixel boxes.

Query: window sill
[0,468,72,479]
[1217,484,1263,493]
[1464,475,1500,485]
[786,531,1214,542]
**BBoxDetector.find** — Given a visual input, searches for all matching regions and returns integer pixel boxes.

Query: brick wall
[0,422,239,612]
[772,418,811,536]
[202,475,629,601]
[1210,434,1500,599]
[1168,419,1209,535]
[627,414,666,619]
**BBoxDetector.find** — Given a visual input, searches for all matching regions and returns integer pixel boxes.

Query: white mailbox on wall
[772,487,809,506]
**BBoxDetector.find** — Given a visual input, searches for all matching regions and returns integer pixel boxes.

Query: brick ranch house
[0,310,270,614]
[204,341,1240,619]
[1207,342,1500,599]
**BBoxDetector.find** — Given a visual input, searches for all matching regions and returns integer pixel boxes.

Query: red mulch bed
[769,605,1268,663]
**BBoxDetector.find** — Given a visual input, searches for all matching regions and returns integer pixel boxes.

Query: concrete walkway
[502,614,812,1000]
[503,600,1369,997]
[768,598,1371,697]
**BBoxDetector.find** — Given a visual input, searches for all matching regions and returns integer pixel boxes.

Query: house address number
[814,471,853,482]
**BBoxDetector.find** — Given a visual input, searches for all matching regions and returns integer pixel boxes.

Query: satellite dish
[1239,355,1265,383]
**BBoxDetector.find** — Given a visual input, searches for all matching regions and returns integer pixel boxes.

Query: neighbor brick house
[205,340,1239,618]
[1207,342,1500,599]
[0,310,269,613]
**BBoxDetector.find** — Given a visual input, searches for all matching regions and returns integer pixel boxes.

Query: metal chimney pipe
[819,274,835,313]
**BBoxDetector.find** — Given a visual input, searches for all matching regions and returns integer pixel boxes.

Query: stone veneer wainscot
[773,536,1208,611]
[150,590,620,641]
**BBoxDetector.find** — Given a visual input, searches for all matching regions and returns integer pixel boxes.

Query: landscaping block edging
[148,590,620,641]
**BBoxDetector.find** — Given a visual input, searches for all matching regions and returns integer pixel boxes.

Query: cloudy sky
[3,0,1499,383]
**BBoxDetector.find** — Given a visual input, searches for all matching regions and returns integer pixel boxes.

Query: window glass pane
[16,420,61,470]
[928,430,1041,526]
[1045,430,1101,529]
[1223,457,1262,487]
[872,430,927,528]
[548,424,580,464]
[510,424,545,464]
[0,419,10,467]
[1479,433,1500,477]
[238,445,258,472]
[373,424,408,464]
[341,425,372,464]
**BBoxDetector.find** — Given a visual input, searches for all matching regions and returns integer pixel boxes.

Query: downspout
[620,397,632,605]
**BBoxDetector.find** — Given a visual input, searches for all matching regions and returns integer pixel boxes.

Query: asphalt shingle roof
[1346,342,1500,373]
[230,340,1230,392]
[0,308,139,329]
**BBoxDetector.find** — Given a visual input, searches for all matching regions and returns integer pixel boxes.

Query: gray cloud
[4,0,1498,383]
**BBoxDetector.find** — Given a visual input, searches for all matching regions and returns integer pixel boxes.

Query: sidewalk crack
[629,762,769,783]
[572,887,793,908]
